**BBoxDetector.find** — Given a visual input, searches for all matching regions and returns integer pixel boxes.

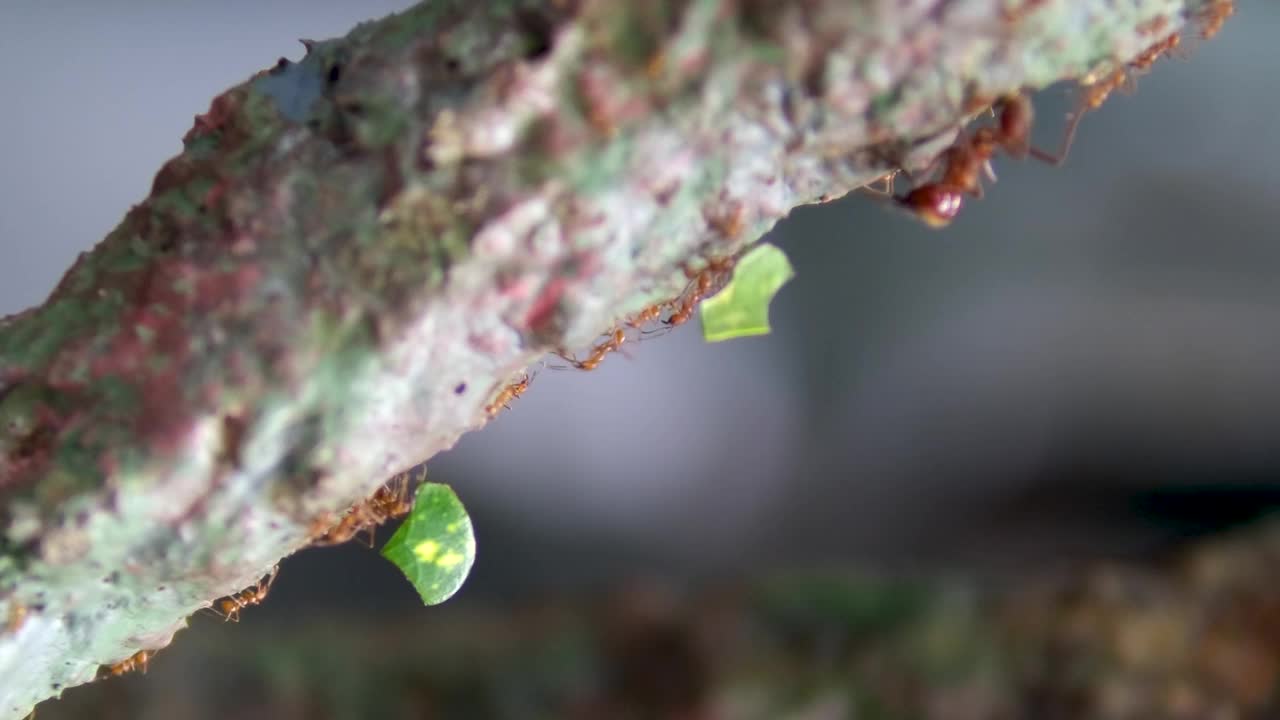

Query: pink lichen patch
[466,331,510,357]
[183,89,246,146]
[577,61,652,136]
[97,449,123,480]
[202,178,231,215]
[494,270,533,298]
[90,314,187,426]
[3,418,56,483]
[135,375,191,457]
[523,275,569,333]
[193,264,263,314]
[228,232,257,256]
[89,310,177,381]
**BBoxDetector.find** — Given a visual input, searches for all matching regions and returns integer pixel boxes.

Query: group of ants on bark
[484,1,1230,434]
[75,0,1235,689]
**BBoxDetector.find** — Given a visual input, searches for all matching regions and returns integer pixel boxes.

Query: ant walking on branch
[893,93,1062,227]
[312,470,418,547]
[485,372,532,417]
[889,27,1189,228]
[103,649,153,678]
[552,254,737,372]
[664,256,737,328]
[212,565,280,622]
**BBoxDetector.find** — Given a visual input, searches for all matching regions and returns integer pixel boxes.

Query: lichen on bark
[0,0,1230,716]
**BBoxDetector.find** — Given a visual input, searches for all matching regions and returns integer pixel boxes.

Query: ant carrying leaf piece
[699,243,795,343]
[380,482,476,606]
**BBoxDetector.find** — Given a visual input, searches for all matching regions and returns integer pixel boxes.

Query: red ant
[896,25,1189,229]
[1023,30,1185,178]
[1198,0,1234,40]
[664,257,736,327]
[895,94,1051,227]
[213,565,279,622]
[705,203,747,241]
[557,256,738,368]
[626,303,664,329]
[559,327,628,371]
[313,471,416,547]
[368,472,415,519]
[104,649,152,677]
[1130,33,1182,71]
[485,373,531,416]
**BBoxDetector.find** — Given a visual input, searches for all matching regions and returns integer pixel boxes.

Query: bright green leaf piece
[380,482,476,606]
[699,242,795,342]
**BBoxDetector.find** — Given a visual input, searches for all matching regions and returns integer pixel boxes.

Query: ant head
[900,185,963,228]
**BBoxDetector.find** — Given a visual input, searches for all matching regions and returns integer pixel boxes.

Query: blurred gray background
[2,0,1279,627]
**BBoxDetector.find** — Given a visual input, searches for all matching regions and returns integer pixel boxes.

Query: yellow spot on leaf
[413,539,441,563]
[437,550,464,568]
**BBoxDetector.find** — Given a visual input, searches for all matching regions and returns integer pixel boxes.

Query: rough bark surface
[0,0,1227,716]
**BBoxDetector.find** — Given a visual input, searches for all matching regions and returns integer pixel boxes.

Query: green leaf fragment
[380,482,476,606]
[699,242,795,342]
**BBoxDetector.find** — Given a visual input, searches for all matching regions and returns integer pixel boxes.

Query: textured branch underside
[0,0,1220,715]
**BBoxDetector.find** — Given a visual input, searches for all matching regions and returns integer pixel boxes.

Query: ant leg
[1028,109,1084,167]
[903,153,944,187]
[879,171,896,195]
[546,350,579,371]
[260,565,280,595]
[857,170,900,198]
[640,325,674,339]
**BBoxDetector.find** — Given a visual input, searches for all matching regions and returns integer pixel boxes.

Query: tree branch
[0,0,1228,715]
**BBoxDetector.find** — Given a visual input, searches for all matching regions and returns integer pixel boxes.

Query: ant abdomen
[898,185,964,228]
